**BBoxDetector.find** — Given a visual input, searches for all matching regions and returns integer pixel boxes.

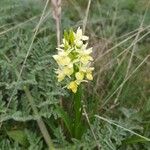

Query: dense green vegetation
[0,0,150,149]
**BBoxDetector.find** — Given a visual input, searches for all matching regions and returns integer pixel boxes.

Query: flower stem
[23,86,55,150]
[74,85,82,139]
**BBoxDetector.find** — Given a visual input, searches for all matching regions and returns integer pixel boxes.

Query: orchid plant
[53,28,94,138]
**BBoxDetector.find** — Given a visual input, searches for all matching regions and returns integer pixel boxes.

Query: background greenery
[0,0,150,149]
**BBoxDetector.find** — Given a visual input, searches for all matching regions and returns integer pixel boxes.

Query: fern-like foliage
[0,0,65,148]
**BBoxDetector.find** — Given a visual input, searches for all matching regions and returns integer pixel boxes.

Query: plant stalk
[23,86,55,150]
[74,85,82,139]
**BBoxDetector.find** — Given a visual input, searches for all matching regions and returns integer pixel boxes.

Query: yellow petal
[85,48,92,54]
[67,81,78,93]
[63,67,73,76]
[75,28,89,41]
[80,56,88,64]
[57,73,65,82]
[82,35,89,41]
[75,72,84,81]
[79,49,92,56]
[75,40,83,47]
[76,27,82,40]
[86,73,93,80]
[80,55,93,64]
[59,56,71,66]
[86,67,94,72]
[59,51,68,57]
[53,55,59,61]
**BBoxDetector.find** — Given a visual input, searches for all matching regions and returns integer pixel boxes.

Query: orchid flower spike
[53,27,94,93]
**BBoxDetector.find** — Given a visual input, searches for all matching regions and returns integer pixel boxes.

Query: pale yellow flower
[75,40,83,48]
[63,63,74,76]
[78,46,93,64]
[53,52,71,66]
[79,66,92,72]
[60,57,71,66]
[57,72,65,82]
[74,27,89,47]
[79,66,94,80]
[67,81,78,93]
[80,55,93,64]
[75,71,84,81]
[86,73,93,80]
[53,27,94,93]
[75,27,89,41]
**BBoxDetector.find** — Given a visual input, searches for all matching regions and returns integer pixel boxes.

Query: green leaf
[123,135,149,144]
[7,130,29,147]
[56,106,73,136]
[143,98,150,112]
